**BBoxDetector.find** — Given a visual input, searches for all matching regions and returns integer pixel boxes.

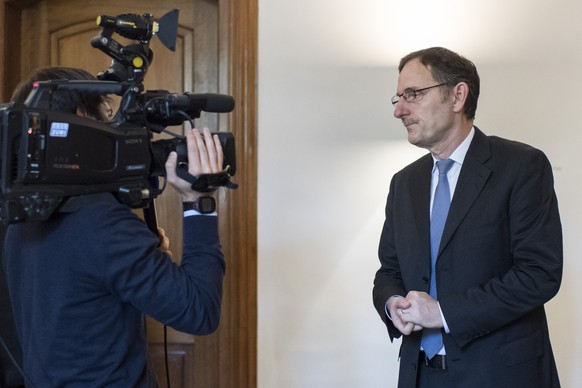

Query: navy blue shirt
[3,193,225,387]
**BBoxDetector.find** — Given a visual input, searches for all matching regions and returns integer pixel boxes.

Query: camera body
[0,9,236,224]
[0,103,150,222]
[0,96,235,224]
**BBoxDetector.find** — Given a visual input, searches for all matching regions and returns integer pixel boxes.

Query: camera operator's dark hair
[399,47,480,120]
[10,67,110,121]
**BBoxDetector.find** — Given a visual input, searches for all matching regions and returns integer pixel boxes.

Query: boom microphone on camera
[163,93,236,113]
[145,93,235,126]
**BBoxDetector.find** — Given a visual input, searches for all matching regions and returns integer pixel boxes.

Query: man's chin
[406,130,420,145]
[407,133,429,149]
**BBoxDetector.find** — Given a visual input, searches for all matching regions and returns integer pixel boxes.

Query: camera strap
[176,165,238,192]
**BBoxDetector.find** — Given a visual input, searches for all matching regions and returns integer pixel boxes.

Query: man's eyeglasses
[391,83,448,106]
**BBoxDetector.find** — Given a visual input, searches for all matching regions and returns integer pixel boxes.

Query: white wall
[258,1,582,387]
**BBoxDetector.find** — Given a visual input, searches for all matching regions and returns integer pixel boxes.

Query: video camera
[0,9,237,225]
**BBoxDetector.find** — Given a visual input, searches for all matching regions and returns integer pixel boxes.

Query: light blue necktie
[421,158,455,359]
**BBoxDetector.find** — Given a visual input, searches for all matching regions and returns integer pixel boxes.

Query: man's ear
[76,106,88,117]
[452,82,469,114]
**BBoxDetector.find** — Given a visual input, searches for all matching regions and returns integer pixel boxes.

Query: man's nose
[393,100,407,119]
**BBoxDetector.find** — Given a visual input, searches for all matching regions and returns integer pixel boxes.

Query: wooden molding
[192,0,258,387]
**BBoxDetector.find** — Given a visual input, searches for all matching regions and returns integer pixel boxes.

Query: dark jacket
[3,193,225,387]
[373,128,562,387]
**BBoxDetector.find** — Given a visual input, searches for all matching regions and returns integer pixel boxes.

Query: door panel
[20,2,207,386]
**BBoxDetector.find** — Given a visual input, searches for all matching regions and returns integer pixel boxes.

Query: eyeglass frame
[391,83,448,106]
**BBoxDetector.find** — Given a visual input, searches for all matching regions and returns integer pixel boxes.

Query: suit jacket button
[422,277,429,284]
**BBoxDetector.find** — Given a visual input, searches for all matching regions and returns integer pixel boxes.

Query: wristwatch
[183,196,216,214]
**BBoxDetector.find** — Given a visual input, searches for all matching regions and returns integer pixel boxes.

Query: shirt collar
[432,126,475,169]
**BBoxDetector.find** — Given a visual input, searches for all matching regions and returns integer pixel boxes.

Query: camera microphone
[144,92,235,127]
[166,93,235,113]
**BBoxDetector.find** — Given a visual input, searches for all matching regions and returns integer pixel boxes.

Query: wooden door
[0,0,257,387]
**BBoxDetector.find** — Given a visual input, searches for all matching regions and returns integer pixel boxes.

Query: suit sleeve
[95,203,225,335]
[373,176,407,340]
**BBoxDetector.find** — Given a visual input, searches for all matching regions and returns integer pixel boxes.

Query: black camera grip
[175,163,238,192]
[173,140,237,192]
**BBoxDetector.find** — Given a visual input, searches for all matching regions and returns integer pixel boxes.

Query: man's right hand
[387,296,423,335]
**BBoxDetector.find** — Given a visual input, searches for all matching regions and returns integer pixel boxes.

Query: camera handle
[175,163,238,192]
[142,177,160,236]
[142,202,159,235]
[173,140,238,192]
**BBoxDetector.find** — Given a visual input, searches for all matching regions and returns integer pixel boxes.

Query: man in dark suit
[373,47,563,388]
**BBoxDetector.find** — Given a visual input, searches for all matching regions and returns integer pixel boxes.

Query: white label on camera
[126,164,146,171]
[49,122,69,137]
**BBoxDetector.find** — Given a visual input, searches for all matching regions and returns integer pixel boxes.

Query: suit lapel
[439,128,492,258]
[409,155,433,266]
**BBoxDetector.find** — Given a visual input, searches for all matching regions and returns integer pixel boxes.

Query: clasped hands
[387,291,444,336]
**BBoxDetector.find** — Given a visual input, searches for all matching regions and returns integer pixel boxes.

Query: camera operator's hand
[157,227,173,259]
[166,127,224,202]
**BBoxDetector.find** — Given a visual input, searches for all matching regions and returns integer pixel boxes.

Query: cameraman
[1,67,226,387]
